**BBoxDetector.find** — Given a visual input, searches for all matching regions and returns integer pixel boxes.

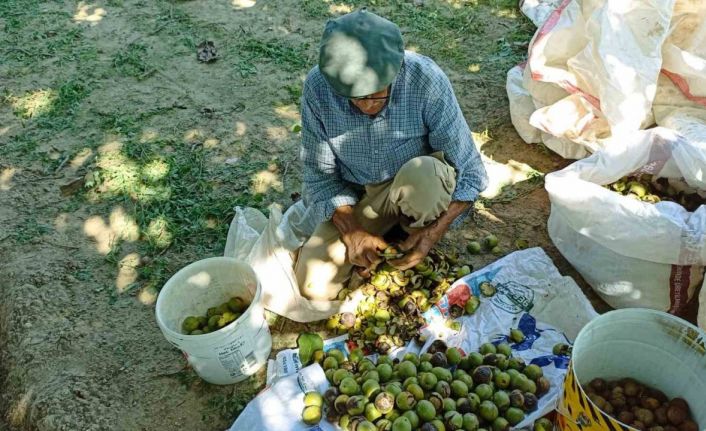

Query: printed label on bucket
[215,336,257,379]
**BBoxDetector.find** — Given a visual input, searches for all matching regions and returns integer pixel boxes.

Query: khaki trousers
[295,154,456,301]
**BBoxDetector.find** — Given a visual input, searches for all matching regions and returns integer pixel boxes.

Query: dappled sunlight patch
[495,8,519,19]
[203,216,219,229]
[204,138,220,149]
[138,285,159,305]
[9,89,57,119]
[476,207,504,224]
[84,206,139,255]
[184,128,205,144]
[140,129,159,143]
[232,0,256,9]
[109,206,140,242]
[142,159,170,182]
[74,3,107,24]
[407,45,420,53]
[329,3,353,14]
[234,121,247,136]
[472,130,491,147]
[98,137,123,154]
[0,126,10,136]
[480,157,543,199]
[93,151,140,197]
[251,170,283,194]
[468,64,481,73]
[146,217,173,249]
[116,252,140,292]
[265,126,290,143]
[7,390,32,428]
[133,184,171,202]
[274,104,300,121]
[70,148,94,170]
[54,213,69,232]
[1,167,16,191]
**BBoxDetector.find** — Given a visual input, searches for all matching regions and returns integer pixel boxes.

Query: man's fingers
[365,250,381,268]
[399,233,420,252]
[375,237,390,251]
[390,249,425,270]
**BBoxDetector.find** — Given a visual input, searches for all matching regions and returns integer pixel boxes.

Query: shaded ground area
[0,0,608,429]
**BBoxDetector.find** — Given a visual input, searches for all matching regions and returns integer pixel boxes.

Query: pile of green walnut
[585,377,698,431]
[606,174,705,211]
[304,339,555,431]
[180,296,250,335]
[327,248,476,354]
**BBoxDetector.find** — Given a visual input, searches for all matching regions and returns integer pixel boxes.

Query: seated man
[295,9,488,301]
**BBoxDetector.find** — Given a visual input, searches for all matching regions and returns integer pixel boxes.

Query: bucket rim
[155,256,263,341]
[574,308,705,346]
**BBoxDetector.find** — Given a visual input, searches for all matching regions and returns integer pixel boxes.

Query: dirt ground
[0,0,610,430]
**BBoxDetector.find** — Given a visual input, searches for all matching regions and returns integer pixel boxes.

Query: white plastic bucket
[557,308,706,431]
[155,257,272,385]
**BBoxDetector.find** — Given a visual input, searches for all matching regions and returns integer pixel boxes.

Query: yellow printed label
[557,361,635,431]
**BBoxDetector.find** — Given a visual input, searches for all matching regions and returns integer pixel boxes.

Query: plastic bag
[224,202,346,322]
[507,64,542,144]
[416,247,598,428]
[232,248,598,430]
[545,127,706,328]
[511,0,706,158]
[229,363,335,431]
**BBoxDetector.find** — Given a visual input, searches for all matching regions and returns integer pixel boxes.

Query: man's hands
[334,201,471,273]
[341,229,389,272]
[333,206,388,275]
[390,201,471,270]
[389,222,444,270]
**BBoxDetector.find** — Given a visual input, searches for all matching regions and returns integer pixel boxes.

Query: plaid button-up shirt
[299,51,488,230]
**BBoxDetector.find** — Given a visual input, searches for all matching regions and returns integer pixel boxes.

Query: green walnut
[303,391,323,408]
[375,392,395,414]
[463,413,480,431]
[451,380,469,398]
[505,407,525,426]
[392,416,412,431]
[446,347,463,366]
[339,377,360,396]
[479,400,499,422]
[227,296,247,313]
[523,364,543,381]
[416,399,436,422]
[509,329,525,343]
[467,241,482,255]
[301,405,321,425]
[395,391,416,411]
[398,361,417,379]
[479,282,496,297]
[182,316,200,333]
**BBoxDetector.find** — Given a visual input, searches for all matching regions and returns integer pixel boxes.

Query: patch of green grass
[241,38,312,73]
[113,43,154,78]
[284,83,303,105]
[11,217,51,244]
[301,0,329,18]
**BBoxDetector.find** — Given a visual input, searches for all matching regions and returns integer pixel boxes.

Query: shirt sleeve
[424,68,488,205]
[299,81,359,225]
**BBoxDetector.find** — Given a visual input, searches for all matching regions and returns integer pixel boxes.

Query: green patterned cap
[318,9,404,98]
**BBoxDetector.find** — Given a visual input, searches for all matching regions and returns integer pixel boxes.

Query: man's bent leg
[295,188,398,301]
[388,153,456,229]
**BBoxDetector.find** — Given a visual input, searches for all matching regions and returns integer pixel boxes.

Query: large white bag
[513,0,706,158]
[545,127,706,329]
[224,202,345,322]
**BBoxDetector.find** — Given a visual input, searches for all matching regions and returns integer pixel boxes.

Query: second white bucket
[155,257,272,385]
